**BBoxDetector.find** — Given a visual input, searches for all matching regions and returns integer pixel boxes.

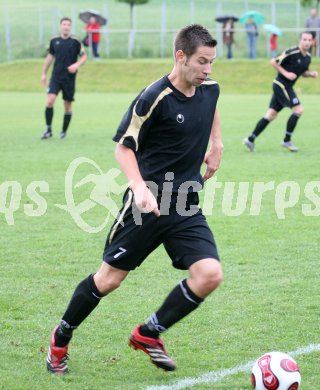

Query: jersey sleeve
[275,48,290,65]
[48,39,55,55]
[112,91,160,152]
[75,37,86,57]
[275,47,300,66]
[79,41,86,56]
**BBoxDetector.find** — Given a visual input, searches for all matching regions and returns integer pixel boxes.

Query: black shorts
[103,190,220,271]
[48,76,76,102]
[269,81,300,112]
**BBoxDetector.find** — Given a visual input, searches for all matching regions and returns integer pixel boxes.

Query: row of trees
[301,0,320,9]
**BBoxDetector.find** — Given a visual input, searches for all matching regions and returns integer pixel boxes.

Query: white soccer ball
[251,351,301,390]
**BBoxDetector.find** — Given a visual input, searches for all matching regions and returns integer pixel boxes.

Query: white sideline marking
[144,343,320,390]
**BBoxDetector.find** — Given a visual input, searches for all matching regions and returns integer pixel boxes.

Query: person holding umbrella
[223,18,235,59]
[240,11,265,59]
[216,16,238,59]
[263,24,283,58]
[243,31,318,152]
[85,16,101,59]
[269,34,278,58]
[245,17,259,59]
[79,10,107,59]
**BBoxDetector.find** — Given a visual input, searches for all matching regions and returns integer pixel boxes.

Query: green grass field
[0,59,320,389]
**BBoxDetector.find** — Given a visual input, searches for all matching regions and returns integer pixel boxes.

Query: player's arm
[115,143,160,216]
[302,69,318,78]
[68,46,87,74]
[41,53,54,86]
[270,57,297,81]
[203,109,224,181]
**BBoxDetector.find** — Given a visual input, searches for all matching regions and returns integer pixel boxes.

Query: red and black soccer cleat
[129,325,176,371]
[46,326,69,374]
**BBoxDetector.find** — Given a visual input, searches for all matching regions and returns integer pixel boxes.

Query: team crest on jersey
[176,114,184,123]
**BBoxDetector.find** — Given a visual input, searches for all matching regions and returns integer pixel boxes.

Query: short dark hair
[60,17,72,24]
[300,31,313,38]
[174,24,217,58]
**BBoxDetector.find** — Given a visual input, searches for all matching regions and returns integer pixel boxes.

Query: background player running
[244,31,318,152]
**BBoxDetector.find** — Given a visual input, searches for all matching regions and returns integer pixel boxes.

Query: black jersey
[49,35,84,79]
[275,46,311,86]
[113,76,220,193]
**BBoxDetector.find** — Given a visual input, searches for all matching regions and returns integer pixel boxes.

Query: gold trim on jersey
[277,48,300,64]
[273,79,290,101]
[203,79,218,85]
[119,87,173,151]
[108,190,133,244]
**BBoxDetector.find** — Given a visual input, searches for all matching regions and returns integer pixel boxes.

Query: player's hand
[310,70,318,78]
[285,72,297,81]
[132,183,160,216]
[67,63,79,74]
[203,143,223,181]
[41,74,47,86]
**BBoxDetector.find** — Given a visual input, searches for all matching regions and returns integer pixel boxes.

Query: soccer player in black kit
[46,24,223,374]
[41,17,87,140]
[244,31,318,152]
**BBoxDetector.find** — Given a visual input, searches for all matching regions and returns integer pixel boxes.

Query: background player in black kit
[41,17,87,140]
[46,24,223,374]
[244,31,318,152]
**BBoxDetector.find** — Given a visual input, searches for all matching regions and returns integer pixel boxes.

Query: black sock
[54,322,73,347]
[140,279,204,338]
[284,113,300,142]
[248,117,270,142]
[45,107,53,131]
[54,274,102,347]
[62,112,72,133]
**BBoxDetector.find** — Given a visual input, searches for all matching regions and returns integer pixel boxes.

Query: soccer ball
[251,351,301,390]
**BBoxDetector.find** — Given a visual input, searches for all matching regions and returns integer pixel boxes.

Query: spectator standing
[223,18,235,59]
[270,34,278,58]
[305,8,320,56]
[86,16,101,59]
[245,17,258,59]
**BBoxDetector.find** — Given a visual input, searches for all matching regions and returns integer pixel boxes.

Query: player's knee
[200,262,223,292]
[266,112,277,121]
[294,107,304,116]
[64,102,72,111]
[97,277,123,295]
[94,272,124,295]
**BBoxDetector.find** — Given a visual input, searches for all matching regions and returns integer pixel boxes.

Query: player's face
[182,46,216,87]
[299,33,313,52]
[60,20,72,37]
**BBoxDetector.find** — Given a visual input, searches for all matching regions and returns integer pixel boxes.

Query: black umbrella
[215,15,239,23]
[79,10,107,26]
